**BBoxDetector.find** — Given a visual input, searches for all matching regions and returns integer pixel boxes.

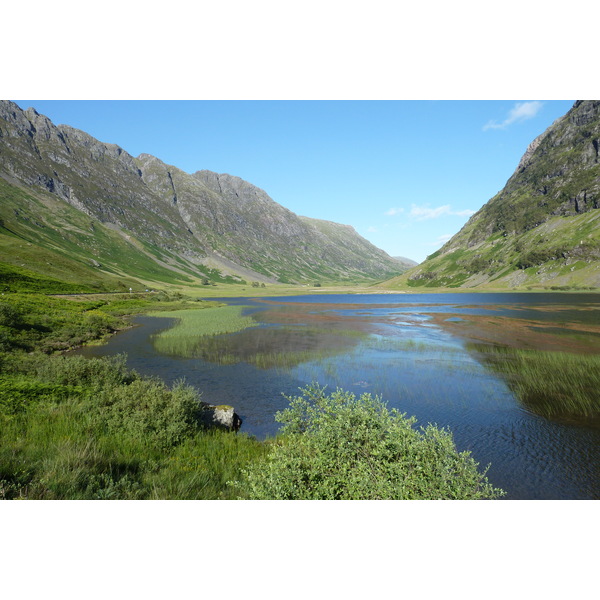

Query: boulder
[198,402,242,432]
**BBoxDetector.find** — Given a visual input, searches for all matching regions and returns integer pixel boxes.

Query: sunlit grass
[474,344,600,422]
[150,305,258,358]
[0,351,269,499]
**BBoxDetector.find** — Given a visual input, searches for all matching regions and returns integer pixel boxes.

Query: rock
[198,402,242,432]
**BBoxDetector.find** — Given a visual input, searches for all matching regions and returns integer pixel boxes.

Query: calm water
[75,292,600,500]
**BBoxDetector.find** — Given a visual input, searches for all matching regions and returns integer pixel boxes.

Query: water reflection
[75,292,600,499]
[152,324,364,369]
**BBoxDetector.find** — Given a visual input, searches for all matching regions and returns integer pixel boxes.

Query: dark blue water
[75,292,600,500]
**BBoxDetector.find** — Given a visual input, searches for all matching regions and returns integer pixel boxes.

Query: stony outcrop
[0,100,403,285]
[381,100,600,290]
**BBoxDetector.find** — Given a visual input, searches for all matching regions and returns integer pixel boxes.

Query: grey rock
[198,402,242,432]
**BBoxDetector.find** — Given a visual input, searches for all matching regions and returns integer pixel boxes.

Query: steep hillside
[0,101,402,288]
[382,100,600,290]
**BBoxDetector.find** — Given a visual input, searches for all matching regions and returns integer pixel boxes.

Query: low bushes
[0,351,266,499]
[234,385,504,500]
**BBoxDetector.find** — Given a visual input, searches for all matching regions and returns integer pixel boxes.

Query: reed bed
[475,345,600,422]
[150,305,258,357]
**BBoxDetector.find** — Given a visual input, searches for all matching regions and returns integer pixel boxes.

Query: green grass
[149,305,258,357]
[474,345,600,423]
[0,351,269,499]
[0,290,223,355]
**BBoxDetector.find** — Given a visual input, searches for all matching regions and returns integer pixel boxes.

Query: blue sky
[13,99,573,262]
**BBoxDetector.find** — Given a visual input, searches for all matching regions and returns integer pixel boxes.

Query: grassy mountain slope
[0,177,204,292]
[0,101,402,287]
[381,100,600,290]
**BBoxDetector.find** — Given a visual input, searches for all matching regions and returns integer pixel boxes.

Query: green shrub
[0,303,25,328]
[33,353,136,389]
[92,378,203,450]
[236,385,504,500]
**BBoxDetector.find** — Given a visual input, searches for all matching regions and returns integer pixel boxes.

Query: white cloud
[367,226,378,232]
[409,204,475,221]
[427,233,453,247]
[385,207,404,216]
[454,208,476,217]
[483,101,543,131]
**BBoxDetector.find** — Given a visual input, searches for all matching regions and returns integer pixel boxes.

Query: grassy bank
[0,291,271,499]
[0,352,269,499]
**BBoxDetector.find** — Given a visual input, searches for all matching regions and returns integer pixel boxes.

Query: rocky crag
[0,100,402,289]
[382,100,600,290]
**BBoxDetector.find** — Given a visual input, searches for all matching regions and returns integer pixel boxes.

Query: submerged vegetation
[151,311,366,369]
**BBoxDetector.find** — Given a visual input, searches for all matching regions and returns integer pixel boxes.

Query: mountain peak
[382,100,600,290]
[0,101,403,287]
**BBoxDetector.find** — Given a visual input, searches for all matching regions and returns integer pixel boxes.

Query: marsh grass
[150,307,366,370]
[474,344,600,423]
[150,305,258,356]
[0,350,267,499]
[150,305,257,337]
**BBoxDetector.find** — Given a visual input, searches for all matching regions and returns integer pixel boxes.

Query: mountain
[392,256,419,269]
[0,100,402,291]
[382,100,600,290]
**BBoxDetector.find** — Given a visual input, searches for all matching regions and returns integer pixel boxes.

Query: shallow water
[75,292,600,500]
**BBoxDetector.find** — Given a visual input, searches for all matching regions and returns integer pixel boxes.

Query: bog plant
[234,385,504,500]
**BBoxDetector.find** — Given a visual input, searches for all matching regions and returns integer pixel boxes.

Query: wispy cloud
[367,226,378,233]
[483,101,543,131]
[385,207,404,216]
[436,233,453,245]
[427,233,453,247]
[409,204,475,221]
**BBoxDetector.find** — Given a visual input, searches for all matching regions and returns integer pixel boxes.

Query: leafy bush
[33,353,136,389]
[92,378,203,450]
[0,303,25,328]
[236,385,504,500]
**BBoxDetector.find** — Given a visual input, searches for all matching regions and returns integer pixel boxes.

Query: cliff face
[383,100,600,290]
[0,101,401,286]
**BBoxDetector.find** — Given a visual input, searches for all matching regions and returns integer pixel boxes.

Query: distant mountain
[382,100,600,290]
[392,256,419,269]
[0,100,402,291]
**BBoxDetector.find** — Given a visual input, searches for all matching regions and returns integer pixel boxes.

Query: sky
[11,99,575,263]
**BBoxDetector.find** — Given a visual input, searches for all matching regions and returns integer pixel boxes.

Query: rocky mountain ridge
[0,100,402,288]
[382,100,600,290]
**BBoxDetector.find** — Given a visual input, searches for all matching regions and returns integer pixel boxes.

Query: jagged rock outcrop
[0,100,402,285]
[381,100,600,290]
